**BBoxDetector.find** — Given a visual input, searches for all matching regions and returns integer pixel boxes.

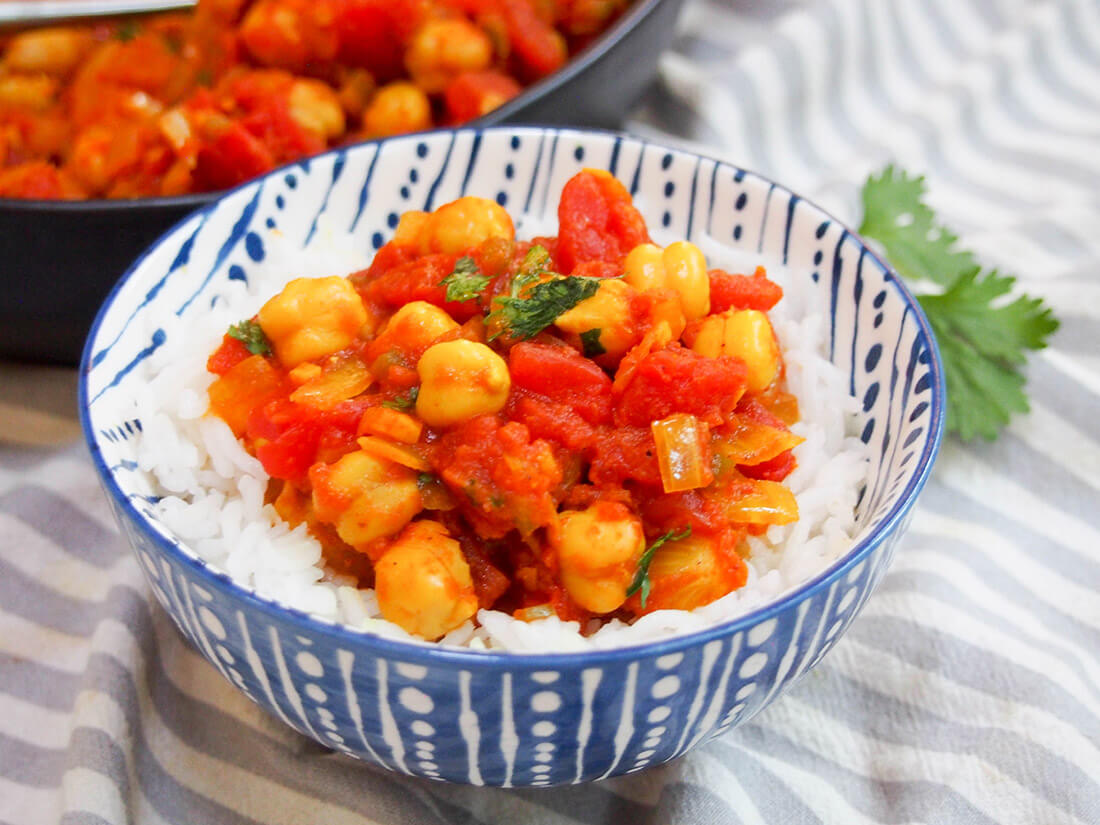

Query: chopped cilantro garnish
[625,527,692,609]
[115,21,140,42]
[488,250,600,342]
[417,472,437,487]
[226,319,271,356]
[440,256,491,303]
[382,386,419,410]
[580,329,606,358]
[518,244,552,279]
[858,165,1058,441]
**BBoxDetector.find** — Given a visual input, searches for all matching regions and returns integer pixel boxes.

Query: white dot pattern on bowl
[747,619,777,647]
[531,691,562,713]
[739,652,768,679]
[295,651,323,679]
[651,676,680,700]
[398,686,433,715]
[395,662,428,680]
[647,706,671,724]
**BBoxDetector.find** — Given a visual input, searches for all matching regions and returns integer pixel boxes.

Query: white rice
[129,223,869,652]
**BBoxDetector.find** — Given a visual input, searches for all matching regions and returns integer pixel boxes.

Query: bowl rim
[79,124,946,669]
[0,0,672,212]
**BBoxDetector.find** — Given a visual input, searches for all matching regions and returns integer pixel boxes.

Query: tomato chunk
[508,341,613,425]
[614,345,747,428]
[556,170,650,273]
[708,266,784,313]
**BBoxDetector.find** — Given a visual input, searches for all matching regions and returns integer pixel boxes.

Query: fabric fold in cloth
[2,0,1098,822]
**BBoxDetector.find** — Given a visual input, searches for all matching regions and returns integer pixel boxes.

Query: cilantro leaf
[440,256,491,304]
[227,319,271,356]
[580,329,606,358]
[625,526,692,609]
[859,165,976,288]
[859,166,1060,441]
[382,386,419,410]
[115,21,141,42]
[490,276,599,341]
[919,268,1058,440]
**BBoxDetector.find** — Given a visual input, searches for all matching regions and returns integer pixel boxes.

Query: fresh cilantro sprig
[490,277,599,341]
[227,319,271,356]
[115,21,141,42]
[440,256,491,304]
[487,245,599,341]
[382,386,419,410]
[626,527,692,609]
[858,166,1059,441]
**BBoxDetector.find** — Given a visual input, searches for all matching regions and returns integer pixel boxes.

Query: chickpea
[375,520,478,640]
[554,278,638,360]
[288,79,346,141]
[418,196,515,256]
[554,502,645,614]
[416,339,510,427]
[622,243,666,292]
[0,75,58,111]
[662,242,710,321]
[239,0,337,73]
[362,82,432,138]
[622,240,711,321]
[65,124,114,194]
[405,18,494,94]
[392,210,429,246]
[3,28,93,76]
[379,300,459,354]
[258,276,368,368]
[690,309,780,392]
[310,449,421,551]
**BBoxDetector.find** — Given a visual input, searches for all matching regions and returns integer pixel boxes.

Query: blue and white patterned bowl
[79,127,944,787]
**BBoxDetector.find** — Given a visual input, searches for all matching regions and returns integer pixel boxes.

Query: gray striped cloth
[2,0,1098,821]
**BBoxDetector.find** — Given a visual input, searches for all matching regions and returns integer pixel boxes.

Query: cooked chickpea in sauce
[205,172,803,640]
[0,0,633,199]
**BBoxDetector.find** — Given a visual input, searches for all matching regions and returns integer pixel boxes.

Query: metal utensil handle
[0,0,197,28]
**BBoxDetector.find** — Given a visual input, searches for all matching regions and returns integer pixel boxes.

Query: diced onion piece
[514,604,555,622]
[643,533,735,613]
[651,413,714,493]
[207,354,287,437]
[715,419,804,467]
[725,480,798,525]
[417,473,456,511]
[289,355,372,409]
[287,363,322,385]
[357,436,431,472]
[158,108,192,152]
[358,406,423,444]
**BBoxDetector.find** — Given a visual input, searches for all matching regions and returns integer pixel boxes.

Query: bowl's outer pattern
[82,127,943,786]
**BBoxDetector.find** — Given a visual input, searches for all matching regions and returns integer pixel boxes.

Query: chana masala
[0,0,632,199]
[205,169,803,641]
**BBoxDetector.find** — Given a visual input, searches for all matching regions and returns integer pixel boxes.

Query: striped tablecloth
[2,0,1098,822]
